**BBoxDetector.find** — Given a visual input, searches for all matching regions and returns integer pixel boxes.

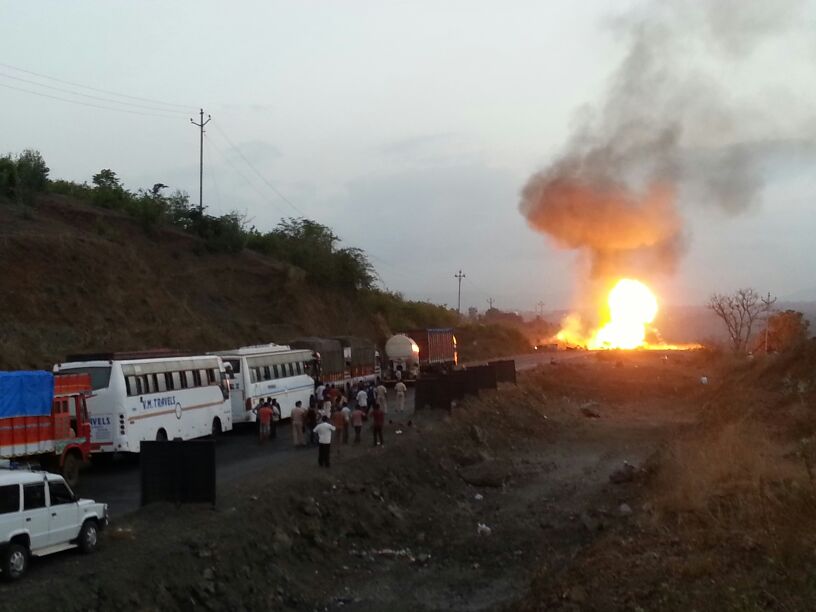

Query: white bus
[53,351,232,454]
[212,344,314,424]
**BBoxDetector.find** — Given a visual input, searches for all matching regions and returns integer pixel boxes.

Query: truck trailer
[0,371,93,486]
[405,328,458,373]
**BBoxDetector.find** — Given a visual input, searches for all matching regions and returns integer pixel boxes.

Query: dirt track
[2,351,707,611]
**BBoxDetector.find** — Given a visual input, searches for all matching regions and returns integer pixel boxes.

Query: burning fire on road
[554,278,691,350]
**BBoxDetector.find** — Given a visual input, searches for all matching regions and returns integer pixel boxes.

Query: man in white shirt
[315,383,326,403]
[394,381,407,413]
[356,388,368,412]
[375,383,388,413]
[313,416,336,468]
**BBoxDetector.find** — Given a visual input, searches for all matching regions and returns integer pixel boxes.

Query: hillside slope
[0,195,431,369]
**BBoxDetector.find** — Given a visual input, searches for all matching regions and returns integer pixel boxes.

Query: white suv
[0,470,108,580]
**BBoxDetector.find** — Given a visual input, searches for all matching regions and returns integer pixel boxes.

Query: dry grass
[650,417,816,565]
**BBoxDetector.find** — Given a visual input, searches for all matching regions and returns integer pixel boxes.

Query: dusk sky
[2,0,815,312]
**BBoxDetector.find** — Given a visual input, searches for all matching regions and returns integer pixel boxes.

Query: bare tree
[708,289,776,353]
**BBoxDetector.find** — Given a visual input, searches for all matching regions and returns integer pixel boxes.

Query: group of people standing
[298,379,408,467]
[252,379,409,468]
[252,397,281,443]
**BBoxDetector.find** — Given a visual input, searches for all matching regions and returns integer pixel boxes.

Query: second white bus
[213,344,314,424]
[54,351,232,453]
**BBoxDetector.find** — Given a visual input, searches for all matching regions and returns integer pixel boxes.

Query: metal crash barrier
[414,359,515,410]
[488,359,517,384]
[140,439,216,506]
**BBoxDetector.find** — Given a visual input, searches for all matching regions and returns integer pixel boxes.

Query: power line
[0,81,181,119]
[205,134,290,215]
[0,61,193,110]
[0,71,191,115]
[212,123,304,216]
[204,138,223,212]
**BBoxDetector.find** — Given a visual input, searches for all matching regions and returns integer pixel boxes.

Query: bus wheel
[211,418,222,439]
[156,429,168,441]
[61,452,81,488]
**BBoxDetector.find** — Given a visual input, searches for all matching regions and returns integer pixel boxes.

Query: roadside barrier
[140,439,216,506]
[488,360,517,385]
[414,360,515,410]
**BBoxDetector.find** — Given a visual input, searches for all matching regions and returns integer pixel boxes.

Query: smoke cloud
[520,0,809,279]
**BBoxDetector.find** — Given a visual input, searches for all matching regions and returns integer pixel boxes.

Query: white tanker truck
[383,334,420,383]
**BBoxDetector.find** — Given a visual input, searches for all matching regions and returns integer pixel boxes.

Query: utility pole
[190,108,211,214]
[454,270,466,317]
[537,301,546,317]
[486,297,495,310]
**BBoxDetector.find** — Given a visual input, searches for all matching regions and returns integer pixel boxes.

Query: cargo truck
[334,336,380,385]
[0,372,92,487]
[405,328,458,374]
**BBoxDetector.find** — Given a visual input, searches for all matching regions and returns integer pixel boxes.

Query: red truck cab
[51,374,93,484]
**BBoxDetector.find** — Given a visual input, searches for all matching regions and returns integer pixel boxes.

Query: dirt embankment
[3,353,705,611]
[517,342,816,611]
[0,195,393,369]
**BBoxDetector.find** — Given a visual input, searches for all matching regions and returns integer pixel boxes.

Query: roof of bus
[57,354,222,368]
[65,350,193,362]
[212,344,311,357]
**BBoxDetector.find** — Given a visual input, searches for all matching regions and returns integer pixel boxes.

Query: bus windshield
[60,366,112,390]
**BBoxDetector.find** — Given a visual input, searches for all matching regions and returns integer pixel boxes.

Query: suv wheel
[2,543,28,581]
[78,520,99,554]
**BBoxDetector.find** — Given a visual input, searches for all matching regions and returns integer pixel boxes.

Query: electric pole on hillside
[190,108,211,214]
[537,301,546,318]
[487,297,495,310]
[455,270,466,317]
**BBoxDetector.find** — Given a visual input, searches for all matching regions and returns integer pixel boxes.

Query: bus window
[179,372,189,389]
[172,372,181,389]
[135,376,144,395]
[288,363,295,377]
[58,366,111,391]
[125,376,134,396]
[263,366,271,381]
[226,359,240,374]
[165,372,175,391]
[218,370,229,400]
[192,370,202,387]
[157,374,167,392]
[151,374,160,393]
[250,368,258,383]
[207,369,216,384]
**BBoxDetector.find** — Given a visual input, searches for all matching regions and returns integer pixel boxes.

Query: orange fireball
[588,279,658,349]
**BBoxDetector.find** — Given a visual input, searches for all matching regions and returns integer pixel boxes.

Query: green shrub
[0,155,18,201]
[15,149,49,192]
[49,179,93,200]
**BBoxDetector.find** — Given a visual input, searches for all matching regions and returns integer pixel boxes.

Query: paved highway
[74,353,575,516]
